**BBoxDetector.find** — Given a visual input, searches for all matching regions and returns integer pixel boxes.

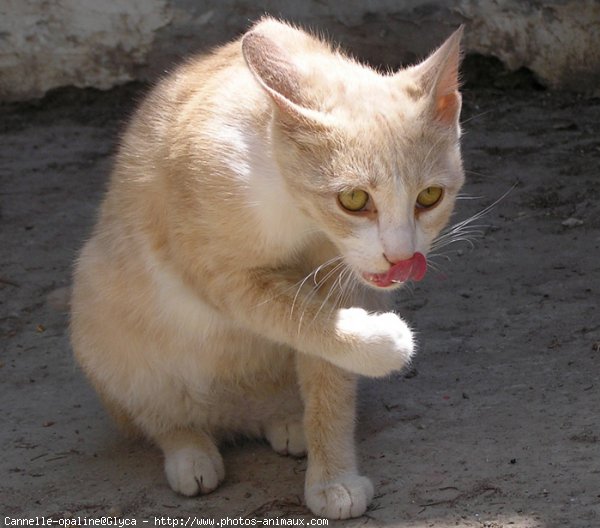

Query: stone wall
[1,0,598,101]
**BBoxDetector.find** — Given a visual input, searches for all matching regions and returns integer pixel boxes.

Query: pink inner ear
[436,91,460,125]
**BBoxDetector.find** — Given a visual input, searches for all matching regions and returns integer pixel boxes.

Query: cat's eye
[416,186,443,209]
[338,189,369,212]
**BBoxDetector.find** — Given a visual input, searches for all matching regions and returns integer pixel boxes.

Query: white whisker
[430,184,515,253]
[309,264,350,326]
[255,255,343,310]
[298,261,346,331]
[460,109,493,126]
[455,193,484,200]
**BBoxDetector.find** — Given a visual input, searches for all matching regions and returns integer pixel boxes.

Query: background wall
[1,0,599,101]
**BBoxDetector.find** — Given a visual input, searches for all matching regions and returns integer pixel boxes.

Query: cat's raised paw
[305,474,374,519]
[335,308,414,378]
[164,446,225,496]
[265,420,306,457]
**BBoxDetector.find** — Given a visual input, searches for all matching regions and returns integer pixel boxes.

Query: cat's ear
[408,26,464,127]
[241,31,328,130]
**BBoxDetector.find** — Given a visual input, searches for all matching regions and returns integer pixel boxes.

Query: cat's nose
[381,225,415,265]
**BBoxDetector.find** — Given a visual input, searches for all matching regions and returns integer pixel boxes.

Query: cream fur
[71,18,464,519]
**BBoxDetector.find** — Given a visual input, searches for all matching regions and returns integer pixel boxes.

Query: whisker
[428,251,452,262]
[256,255,343,310]
[310,264,350,326]
[298,261,346,331]
[460,109,493,126]
[290,272,319,319]
[328,267,352,319]
[455,193,484,200]
[430,184,515,254]
[432,225,488,241]
[464,169,491,178]
[431,236,485,252]
[449,185,514,230]
[338,268,357,310]
[425,258,445,273]
[430,230,487,251]
[306,261,345,303]
[310,256,345,286]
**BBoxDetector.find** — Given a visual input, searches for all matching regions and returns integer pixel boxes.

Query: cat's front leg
[204,268,414,378]
[296,354,373,519]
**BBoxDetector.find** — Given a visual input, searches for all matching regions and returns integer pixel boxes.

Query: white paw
[164,446,225,496]
[305,474,374,519]
[335,308,414,377]
[265,421,307,457]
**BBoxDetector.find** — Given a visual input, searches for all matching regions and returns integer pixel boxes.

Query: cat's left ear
[406,26,464,127]
[241,30,329,131]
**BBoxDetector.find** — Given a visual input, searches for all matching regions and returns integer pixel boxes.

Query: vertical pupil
[339,190,367,211]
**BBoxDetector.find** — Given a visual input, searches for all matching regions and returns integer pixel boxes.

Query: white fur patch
[149,249,225,342]
[135,241,232,401]
[212,119,314,256]
[164,446,225,496]
[333,307,414,377]
[305,474,374,519]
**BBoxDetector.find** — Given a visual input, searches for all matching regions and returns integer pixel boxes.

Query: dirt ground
[1,76,599,528]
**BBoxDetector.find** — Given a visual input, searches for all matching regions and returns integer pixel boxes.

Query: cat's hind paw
[265,420,307,457]
[164,446,225,496]
[305,474,374,519]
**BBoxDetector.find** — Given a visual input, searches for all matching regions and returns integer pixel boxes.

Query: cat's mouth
[361,252,427,288]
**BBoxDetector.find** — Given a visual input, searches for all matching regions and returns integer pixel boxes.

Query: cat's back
[91,39,263,257]
[119,40,259,171]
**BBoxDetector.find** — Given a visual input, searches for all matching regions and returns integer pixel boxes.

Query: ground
[1,80,599,528]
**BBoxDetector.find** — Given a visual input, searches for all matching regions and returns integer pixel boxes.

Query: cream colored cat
[71,18,464,519]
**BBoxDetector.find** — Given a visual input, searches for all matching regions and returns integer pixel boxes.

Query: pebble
[561,217,583,228]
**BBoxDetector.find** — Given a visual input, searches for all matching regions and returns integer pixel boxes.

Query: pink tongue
[387,252,427,283]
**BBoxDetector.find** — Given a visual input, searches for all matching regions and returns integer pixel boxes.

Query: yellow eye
[338,189,369,212]
[416,186,443,208]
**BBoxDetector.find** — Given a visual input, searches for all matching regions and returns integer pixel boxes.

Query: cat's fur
[71,18,464,519]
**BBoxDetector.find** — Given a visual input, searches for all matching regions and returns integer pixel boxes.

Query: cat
[70,18,464,519]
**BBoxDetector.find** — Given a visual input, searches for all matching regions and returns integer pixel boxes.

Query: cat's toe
[164,446,225,496]
[305,474,374,519]
[265,421,306,457]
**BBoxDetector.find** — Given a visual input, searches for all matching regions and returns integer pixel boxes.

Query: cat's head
[243,19,465,290]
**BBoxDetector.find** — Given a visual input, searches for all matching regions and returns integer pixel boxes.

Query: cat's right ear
[405,26,464,128]
[241,31,329,130]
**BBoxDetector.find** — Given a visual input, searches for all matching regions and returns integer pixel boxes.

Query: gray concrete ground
[1,81,599,527]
